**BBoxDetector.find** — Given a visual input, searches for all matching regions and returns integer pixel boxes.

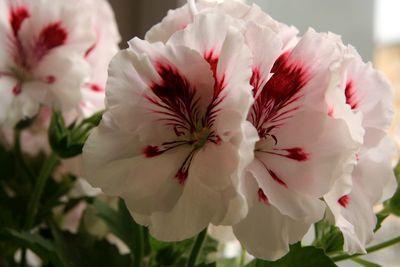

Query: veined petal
[233,175,312,261]
[259,110,359,198]
[137,172,221,241]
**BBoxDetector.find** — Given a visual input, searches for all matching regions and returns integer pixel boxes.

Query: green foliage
[245,243,337,267]
[92,198,141,257]
[50,223,132,267]
[0,229,64,267]
[386,162,400,216]
[313,219,344,254]
[49,110,103,158]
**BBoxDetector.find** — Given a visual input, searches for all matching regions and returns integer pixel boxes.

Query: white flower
[74,0,121,118]
[231,28,362,260]
[83,7,258,241]
[324,46,397,254]
[0,0,120,159]
[0,0,95,126]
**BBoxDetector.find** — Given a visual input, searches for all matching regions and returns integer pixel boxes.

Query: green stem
[24,152,58,229]
[332,236,400,262]
[20,248,26,267]
[239,247,247,267]
[186,228,208,267]
[13,130,34,183]
[133,225,144,267]
[142,227,151,267]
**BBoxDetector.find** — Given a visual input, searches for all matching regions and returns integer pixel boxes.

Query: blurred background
[108,0,400,266]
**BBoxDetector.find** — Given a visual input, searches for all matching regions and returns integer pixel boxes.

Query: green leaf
[48,110,103,158]
[388,163,400,216]
[0,229,64,267]
[313,220,344,254]
[152,237,192,267]
[245,243,337,267]
[374,209,390,232]
[0,144,15,181]
[92,198,140,256]
[196,263,217,267]
[216,258,238,267]
[49,223,132,267]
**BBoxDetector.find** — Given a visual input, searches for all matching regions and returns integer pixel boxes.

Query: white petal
[141,174,221,241]
[233,200,311,261]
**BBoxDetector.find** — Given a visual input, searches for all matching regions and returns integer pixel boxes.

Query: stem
[142,227,151,267]
[13,130,34,183]
[332,236,400,262]
[239,247,247,267]
[20,248,26,267]
[133,225,144,267]
[24,153,58,229]
[186,228,207,267]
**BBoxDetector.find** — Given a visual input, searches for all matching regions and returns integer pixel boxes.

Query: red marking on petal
[10,7,30,36]
[148,63,200,134]
[90,83,103,92]
[12,84,22,96]
[250,51,308,137]
[328,106,334,117]
[85,42,97,58]
[46,75,56,84]
[267,168,288,188]
[204,50,225,97]
[258,188,269,204]
[34,22,67,61]
[355,153,360,161]
[175,170,188,185]
[143,145,163,158]
[257,147,309,162]
[284,147,309,161]
[338,195,349,208]
[345,80,358,110]
[251,68,263,97]
[175,150,195,185]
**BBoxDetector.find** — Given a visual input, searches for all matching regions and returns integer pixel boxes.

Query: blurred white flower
[0,0,96,126]
[0,0,120,160]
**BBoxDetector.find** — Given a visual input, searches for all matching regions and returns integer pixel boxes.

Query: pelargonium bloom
[231,27,363,260]
[0,0,95,126]
[75,0,121,118]
[83,6,257,240]
[0,0,120,158]
[324,46,397,254]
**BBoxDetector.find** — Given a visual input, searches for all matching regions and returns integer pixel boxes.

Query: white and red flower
[0,0,120,159]
[0,0,97,126]
[324,46,397,254]
[81,0,396,260]
[83,6,258,241]
[231,28,362,260]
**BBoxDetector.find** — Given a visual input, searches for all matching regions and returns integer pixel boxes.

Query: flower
[83,5,258,240]
[72,0,121,119]
[0,0,98,126]
[231,27,362,260]
[324,46,397,254]
[0,0,120,158]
